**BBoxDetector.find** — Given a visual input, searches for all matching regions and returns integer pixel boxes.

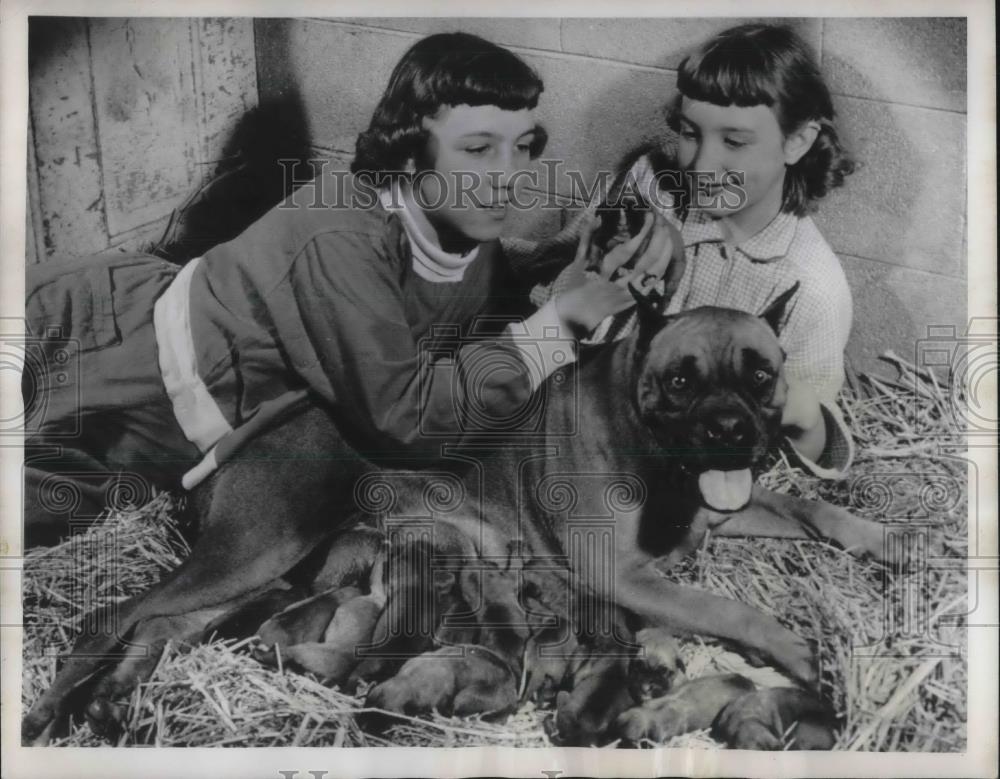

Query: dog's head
[629,284,798,512]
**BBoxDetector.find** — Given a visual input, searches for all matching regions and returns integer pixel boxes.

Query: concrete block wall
[254,17,968,377]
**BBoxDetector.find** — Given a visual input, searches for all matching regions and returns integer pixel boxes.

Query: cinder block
[256,20,413,154]
[338,17,562,51]
[823,18,966,113]
[525,52,675,199]
[840,254,967,377]
[560,17,822,70]
[812,96,966,278]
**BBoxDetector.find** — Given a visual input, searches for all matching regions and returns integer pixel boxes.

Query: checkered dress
[504,154,855,477]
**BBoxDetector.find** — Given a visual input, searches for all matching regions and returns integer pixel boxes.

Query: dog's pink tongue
[698,469,753,512]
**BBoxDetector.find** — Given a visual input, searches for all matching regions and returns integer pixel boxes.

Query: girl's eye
[753,369,771,386]
[465,145,490,155]
[669,375,688,391]
[724,138,748,149]
[679,130,698,141]
[515,143,532,155]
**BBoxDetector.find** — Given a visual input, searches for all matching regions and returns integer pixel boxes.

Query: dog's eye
[669,375,688,390]
[753,369,772,386]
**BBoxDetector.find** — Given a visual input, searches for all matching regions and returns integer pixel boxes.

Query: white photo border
[2,1,996,777]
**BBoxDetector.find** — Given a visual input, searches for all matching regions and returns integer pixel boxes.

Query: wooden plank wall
[26,18,258,263]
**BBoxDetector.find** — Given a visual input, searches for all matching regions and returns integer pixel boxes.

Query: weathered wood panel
[28,18,106,258]
[194,18,258,172]
[28,17,259,260]
[89,19,201,237]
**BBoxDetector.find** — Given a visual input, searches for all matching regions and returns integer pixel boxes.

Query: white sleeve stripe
[153,256,233,453]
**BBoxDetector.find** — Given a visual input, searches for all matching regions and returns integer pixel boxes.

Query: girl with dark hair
[351,31,550,187]
[23,32,666,547]
[517,23,857,477]
[665,23,855,219]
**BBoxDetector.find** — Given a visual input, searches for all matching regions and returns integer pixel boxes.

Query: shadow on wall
[151,91,314,263]
[27,16,84,68]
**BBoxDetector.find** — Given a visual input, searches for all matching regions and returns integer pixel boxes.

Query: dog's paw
[613,705,662,746]
[22,702,59,746]
[25,605,235,744]
[84,698,128,741]
[767,631,818,690]
[841,517,895,567]
[712,687,838,750]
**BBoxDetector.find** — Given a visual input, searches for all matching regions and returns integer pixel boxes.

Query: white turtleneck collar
[379,180,480,283]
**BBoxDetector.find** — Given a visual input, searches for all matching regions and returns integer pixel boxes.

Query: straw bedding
[21,353,968,750]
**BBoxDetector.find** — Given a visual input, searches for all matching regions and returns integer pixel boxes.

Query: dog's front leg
[706,485,889,563]
[614,560,817,687]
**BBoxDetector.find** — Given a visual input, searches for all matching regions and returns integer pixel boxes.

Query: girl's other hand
[554,278,634,335]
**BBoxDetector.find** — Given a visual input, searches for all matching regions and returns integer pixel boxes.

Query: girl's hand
[532,206,599,269]
[555,278,635,335]
[558,210,601,290]
[555,214,634,334]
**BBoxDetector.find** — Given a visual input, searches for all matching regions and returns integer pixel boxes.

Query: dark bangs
[669,24,833,134]
[409,34,544,113]
[676,30,782,111]
[352,33,546,183]
[664,24,852,215]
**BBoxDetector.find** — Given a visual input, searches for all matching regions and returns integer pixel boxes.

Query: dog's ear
[759,282,800,336]
[629,281,666,322]
[629,281,668,349]
[630,282,675,359]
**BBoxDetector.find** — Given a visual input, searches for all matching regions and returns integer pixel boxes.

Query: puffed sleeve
[779,271,855,478]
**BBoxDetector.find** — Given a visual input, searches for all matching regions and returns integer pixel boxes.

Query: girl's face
[675,97,814,235]
[409,104,539,252]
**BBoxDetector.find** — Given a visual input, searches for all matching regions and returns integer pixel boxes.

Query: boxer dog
[23,271,888,745]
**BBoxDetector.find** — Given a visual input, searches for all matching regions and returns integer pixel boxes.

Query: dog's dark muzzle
[660,398,780,513]
[703,412,754,448]
[688,402,771,468]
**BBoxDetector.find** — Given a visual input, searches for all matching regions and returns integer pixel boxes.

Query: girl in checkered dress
[509,23,857,477]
